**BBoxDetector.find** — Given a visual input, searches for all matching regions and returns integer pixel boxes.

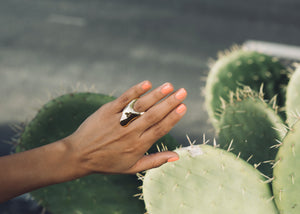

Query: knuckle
[133,101,145,112]
[149,158,162,168]
[166,96,176,106]
[152,124,168,137]
[118,94,131,106]
[144,112,159,124]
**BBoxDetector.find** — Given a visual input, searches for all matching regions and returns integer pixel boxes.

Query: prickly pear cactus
[17,92,179,214]
[273,119,300,214]
[286,66,300,126]
[143,144,279,214]
[218,88,285,176]
[205,48,288,127]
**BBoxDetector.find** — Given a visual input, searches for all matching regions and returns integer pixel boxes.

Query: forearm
[0,139,81,202]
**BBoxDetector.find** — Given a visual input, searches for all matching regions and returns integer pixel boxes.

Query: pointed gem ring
[120,99,144,127]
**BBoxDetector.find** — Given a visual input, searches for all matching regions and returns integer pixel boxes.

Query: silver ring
[120,99,144,127]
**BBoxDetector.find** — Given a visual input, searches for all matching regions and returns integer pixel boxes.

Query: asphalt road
[0,0,300,213]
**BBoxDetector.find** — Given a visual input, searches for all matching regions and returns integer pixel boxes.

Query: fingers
[140,104,187,150]
[124,151,179,174]
[111,80,152,112]
[133,88,187,131]
[132,82,174,113]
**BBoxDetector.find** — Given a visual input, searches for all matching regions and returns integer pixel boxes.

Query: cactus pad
[217,89,285,176]
[17,92,179,213]
[205,49,288,127]
[143,144,278,214]
[286,66,300,126]
[273,120,300,214]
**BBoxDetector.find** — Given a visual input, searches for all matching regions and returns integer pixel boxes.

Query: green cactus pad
[17,92,179,213]
[143,144,278,214]
[205,49,288,127]
[286,66,300,126]
[218,89,285,176]
[273,120,300,214]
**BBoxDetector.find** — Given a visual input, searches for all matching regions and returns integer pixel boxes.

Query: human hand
[63,80,187,176]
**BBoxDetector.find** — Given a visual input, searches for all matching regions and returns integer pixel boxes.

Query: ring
[120,99,144,127]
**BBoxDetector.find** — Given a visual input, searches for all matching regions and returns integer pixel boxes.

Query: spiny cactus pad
[286,66,300,126]
[17,92,179,213]
[218,90,285,176]
[205,49,288,127]
[273,120,300,214]
[143,144,278,214]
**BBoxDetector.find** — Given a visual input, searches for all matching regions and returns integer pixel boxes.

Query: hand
[64,80,187,176]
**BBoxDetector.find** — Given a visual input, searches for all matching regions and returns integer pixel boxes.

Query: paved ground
[0,0,300,212]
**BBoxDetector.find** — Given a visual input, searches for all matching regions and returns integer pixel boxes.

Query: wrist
[57,136,90,181]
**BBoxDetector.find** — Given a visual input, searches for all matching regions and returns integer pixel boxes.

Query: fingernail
[141,81,152,90]
[161,83,174,95]
[176,104,186,114]
[167,157,179,162]
[175,88,187,100]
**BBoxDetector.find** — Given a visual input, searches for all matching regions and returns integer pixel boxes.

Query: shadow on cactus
[16,92,179,214]
[205,47,289,128]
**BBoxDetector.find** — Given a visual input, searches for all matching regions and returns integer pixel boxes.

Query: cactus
[217,88,285,176]
[286,66,300,126]
[17,92,179,213]
[142,144,278,214]
[273,119,300,214]
[205,48,288,128]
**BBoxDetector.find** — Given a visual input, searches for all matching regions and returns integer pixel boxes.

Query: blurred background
[0,0,300,212]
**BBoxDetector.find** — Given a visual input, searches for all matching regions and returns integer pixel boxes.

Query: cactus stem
[291,174,295,185]
[279,189,283,201]
[227,140,234,152]
[247,155,253,162]
[156,145,161,153]
[236,152,241,159]
[136,173,144,181]
[186,134,196,146]
[272,159,281,168]
[221,125,231,129]
[267,196,275,203]
[271,139,283,149]
[203,134,210,145]
[213,138,218,148]
[254,163,261,169]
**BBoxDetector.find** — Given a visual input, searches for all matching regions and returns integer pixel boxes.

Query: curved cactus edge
[216,86,288,172]
[286,64,300,126]
[8,90,116,152]
[217,86,287,134]
[137,135,277,203]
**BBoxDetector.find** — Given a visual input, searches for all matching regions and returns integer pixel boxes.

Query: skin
[0,80,187,202]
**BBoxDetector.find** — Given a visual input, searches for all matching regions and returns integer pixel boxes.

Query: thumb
[125,151,179,174]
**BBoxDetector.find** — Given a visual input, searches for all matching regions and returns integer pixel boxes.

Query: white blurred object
[244,40,300,61]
